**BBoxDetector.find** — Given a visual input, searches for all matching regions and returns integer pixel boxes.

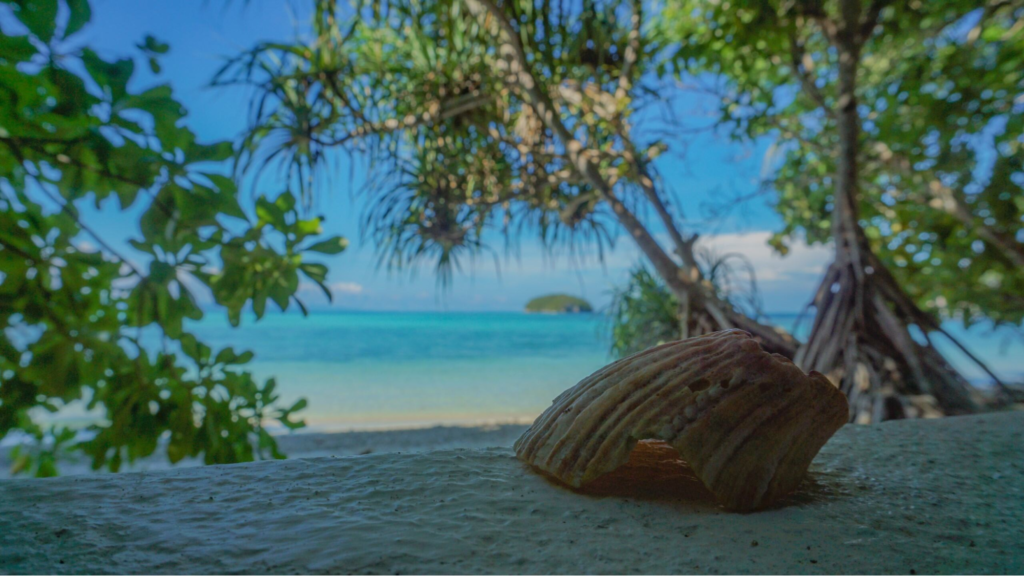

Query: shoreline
[0,421,532,479]
[296,413,538,433]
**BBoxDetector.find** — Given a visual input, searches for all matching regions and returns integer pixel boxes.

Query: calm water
[183,310,1023,432]
[191,311,612,430]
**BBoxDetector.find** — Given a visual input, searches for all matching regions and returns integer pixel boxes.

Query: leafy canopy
[0,0,346,475]
[661,0,1024,328]
[217,0,685,283]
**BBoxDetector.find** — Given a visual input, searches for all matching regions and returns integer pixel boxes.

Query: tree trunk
[796,0,989,422]
[469,0,797,358]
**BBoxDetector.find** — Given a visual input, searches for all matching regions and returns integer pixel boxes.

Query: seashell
[514,330,848,511]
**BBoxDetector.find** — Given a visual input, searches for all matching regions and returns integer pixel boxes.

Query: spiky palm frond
[695,245,764,320]
[220,0,660,281]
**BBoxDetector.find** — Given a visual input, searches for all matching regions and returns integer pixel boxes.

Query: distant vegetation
[525,295,593,314]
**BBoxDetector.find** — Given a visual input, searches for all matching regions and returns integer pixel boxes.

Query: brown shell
[514,330,848,511]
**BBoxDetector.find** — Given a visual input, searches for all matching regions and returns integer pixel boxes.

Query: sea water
[16,310,1022,435]
[184,310,1023,432]
[191,311,612,431]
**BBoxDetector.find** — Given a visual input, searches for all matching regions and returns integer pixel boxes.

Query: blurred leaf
[304,236,347,255]
[12,0,58,43]
[64,0,91,37]
[137,34,169,54]
[0,3,350,477]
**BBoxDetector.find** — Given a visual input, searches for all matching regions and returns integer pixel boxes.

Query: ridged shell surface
[514,330,849,511]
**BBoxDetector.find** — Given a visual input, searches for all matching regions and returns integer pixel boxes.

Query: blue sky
[71,0,831,313]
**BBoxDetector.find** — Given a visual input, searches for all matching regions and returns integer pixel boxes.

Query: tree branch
[621,138,700,270]
[786,28,835,117]
[466,0,691,294]
[465,0,801,356]
[1,136,177,219]
[929,182,1024,269]
[615,0,642,102]
[36,182,144,279]
[859,0,891,42]
[314,92,493,147]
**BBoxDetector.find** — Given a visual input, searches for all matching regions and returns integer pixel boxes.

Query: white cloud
[294,281,365,303]
[329,281,364,295]
[483,229,831,285]
[697,231,831,283]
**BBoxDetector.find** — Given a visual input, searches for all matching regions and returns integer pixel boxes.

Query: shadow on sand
[536,440,842,512]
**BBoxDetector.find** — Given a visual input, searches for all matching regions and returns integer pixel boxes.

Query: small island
[524,294,593,314]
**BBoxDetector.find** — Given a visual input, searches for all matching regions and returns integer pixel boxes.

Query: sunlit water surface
[186,310,1021,431]
[22,310,1023,433]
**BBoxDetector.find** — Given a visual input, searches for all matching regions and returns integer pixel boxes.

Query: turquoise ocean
[186,311,1024,432]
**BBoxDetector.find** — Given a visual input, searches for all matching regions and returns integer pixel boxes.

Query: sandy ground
[0,423,531,478]
[1,412,1022,574]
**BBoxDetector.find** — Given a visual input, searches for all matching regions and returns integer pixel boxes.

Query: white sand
[1,412,1022,574]
[0,423,531,478]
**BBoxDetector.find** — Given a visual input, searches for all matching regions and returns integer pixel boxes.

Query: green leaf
[149,260,175,284]
[292,296,309,316]
[48,67,90,116]
[0,32,37,63]
[263,378,278,400]
[214,348,237,365]
[298,262,328,283]
[36,457,58,478]
[255,197,286,229]
[0,336,22,363]
[12,0,58,43]
[252,293,267,318]
[187,141,234,163]
[81,49,134,100]
[269,283,291,310]
[9,452,31,476]
[63,0,91,38]
[274,192,296,213]
[304,236,348,255]
[299,262,332,301]
[138,34,169,54]
[294,217,323,239]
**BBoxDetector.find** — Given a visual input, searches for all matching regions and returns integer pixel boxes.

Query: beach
[182,311,1024,430]
[3,311,1022,570]
[7,310,1022,478]
[33,311,613,434]
[2,411,1022,574]
[34,311,1020,436]
[4,1,1023,573]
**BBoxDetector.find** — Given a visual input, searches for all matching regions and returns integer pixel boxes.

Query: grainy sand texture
[0,423,531,478]
[1,412,1022,574]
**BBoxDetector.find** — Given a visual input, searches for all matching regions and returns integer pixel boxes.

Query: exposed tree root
[796,246,1008,423]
